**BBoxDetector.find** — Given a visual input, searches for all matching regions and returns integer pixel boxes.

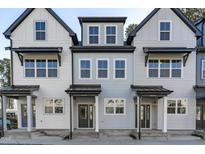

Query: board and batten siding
[132,8,196,130]
[82,22,124,46]
[10,8,73,129]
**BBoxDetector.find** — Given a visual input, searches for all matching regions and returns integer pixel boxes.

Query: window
[160,60,170,77]
[171,60,182,77]
[88,26,99,44]
[36,60,46,77]
[202,60,205,79]
[35,21,46,40]
[114,59,126,79]
[104,98,126,115]
[97,59,108,79]
[80,59,91,79]
[48,60,58,77]
[159,21,171,41]
[148,59,182,78]
[167,99,187,115]
[25,59,35,77]
[106,26,116,44]
[45,98,64,114]
[148,60,158,77]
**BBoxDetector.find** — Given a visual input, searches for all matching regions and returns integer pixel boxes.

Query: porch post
[2,96,7,131]
[95,95,99,132]
[163,96,167,133]
[27,95,32,132]
[136,96,140,133]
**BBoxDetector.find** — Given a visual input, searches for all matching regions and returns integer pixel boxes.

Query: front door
[21,104,36,128]
[196,104,205,130]
[78,104,93,128]
[136,104,151,128]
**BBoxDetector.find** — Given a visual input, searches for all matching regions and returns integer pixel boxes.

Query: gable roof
[127,8,202,45]
[3,8,78,45]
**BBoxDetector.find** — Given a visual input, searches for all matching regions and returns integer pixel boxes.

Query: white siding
[11,8,72,129]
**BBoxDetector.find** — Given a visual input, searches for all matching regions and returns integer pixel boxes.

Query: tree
[0,58,11,87]
[125,23,138,38]
[181,8,205,22]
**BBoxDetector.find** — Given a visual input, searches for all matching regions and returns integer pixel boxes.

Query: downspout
[1,96,4,137]
[9,38,13,86]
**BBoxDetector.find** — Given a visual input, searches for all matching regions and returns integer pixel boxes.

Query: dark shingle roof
[65,84,101,95]
[11,47,63,53]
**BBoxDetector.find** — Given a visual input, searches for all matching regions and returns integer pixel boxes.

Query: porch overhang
[143,47,194,67]
[65,84,101,96]
[131,85,173,98]
[193,85,205,100]
[8,47,63,66]
[0,85,40,97]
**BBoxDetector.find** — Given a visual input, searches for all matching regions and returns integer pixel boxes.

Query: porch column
[27,95,32,132]
[2,96,7,131]
[95,95,99,132]
[71,96,74,131]
[163,96,167,133]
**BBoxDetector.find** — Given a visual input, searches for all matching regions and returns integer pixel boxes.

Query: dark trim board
[78,17,127,25]
[70,46,135,53]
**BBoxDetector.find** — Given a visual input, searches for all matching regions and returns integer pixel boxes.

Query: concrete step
[4,130,31,139]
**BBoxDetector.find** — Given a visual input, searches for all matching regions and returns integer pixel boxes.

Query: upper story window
[25,59,35,77]
[36,59,46,77]
[114,59,126,79]
[148,59,182,78]
[80,59,91,79]
[201,60,205,79]
[24,59,58,78]
[106,26,116,44]
[48,60,58,77]
[35,21,46,40]
[88,26,99,44]
[97,59,109,79]
[159,21,171,41]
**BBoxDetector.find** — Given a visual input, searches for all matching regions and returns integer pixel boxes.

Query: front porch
[65,84,101,139]
[0,85,39,134]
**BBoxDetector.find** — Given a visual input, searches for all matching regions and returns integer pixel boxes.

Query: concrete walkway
[0,136,204,145]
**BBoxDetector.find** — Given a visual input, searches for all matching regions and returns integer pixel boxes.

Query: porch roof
[194,85,205,99]
[131,85,173,98]
[65,84,101,95]
[0,85,40,96]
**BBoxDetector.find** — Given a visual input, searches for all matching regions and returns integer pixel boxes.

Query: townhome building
[195,18,205,130]
[0,8,201,138]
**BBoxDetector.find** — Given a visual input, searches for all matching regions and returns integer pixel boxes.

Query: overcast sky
[0,8,153,59]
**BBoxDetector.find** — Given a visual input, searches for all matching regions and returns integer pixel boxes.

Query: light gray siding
[82,23,124,46]
[73,53,135,129]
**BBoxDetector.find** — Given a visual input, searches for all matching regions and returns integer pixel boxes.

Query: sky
[0,8,153,59]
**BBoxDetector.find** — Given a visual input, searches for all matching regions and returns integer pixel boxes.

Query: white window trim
[167,98,188,115]
[104,98,126,115]
[44,98,65,115]
[24,59,59,78]
[96,58,109,79]
[201,59,205,79]
[87,25,100,45]
[34,20,47,41]
[147,58,183,79]
[36,59,47,78]
[113,58,127,80]
[158,20,172,41]
[79,58,92,79]
[24,59,35,78]
[104,25,117,45]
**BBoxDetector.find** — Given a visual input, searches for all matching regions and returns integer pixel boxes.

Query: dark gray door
[21,104,36,127]
[136,104,150,128]
[196,104,205,130]
[78,104,93,128]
